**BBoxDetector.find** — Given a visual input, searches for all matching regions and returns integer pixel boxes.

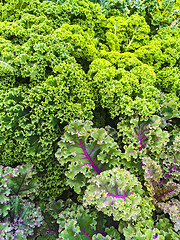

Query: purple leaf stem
[145,148,152,155]
[82,218,86,232]
[100,181,129,203]
[159,179,165,185]
[106,192,129,201]
[141,135,147,140]
[144,138,160,155]
[153,138,160,142]
[96,161,101,167]
[15,172,28,195]
[99,154,107,172]
[100,163,105,172]
[89,139,99,156]
[159,157,180,185]
[76,136,101,175]
[43,219,57,233]
[154,233,158,239]
[103,196,108,203]
[115,183,118,195]
[175,169,180,172]
[72,163,91,172]
[140,128,148,135]
[141,137,159,149]
[136,127,144,151]
[170,165,177,173]
[79,228,92,239]
[141,142,148,148]
[151,229,158,239]
[90,161,104,174]
[96,186,102,192]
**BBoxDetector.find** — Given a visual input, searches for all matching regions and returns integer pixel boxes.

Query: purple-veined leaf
[158,199,180,232]
[142,157,180,204]
[6,163,41,201]
[83,168,154,222]
[55,120,121,194]
[117,115,169,165]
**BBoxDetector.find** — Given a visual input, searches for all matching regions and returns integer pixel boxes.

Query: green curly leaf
[55,119,121,194]
[83,167,154,222]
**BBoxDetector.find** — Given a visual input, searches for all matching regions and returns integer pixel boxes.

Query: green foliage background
[0,0,180,238]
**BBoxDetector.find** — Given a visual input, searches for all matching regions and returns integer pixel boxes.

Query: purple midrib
[77,137,101,175]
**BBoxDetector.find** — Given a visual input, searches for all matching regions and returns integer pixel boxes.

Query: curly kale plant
[0,163,44,239]
[93,0,176,33]
[117,115,170,161]
[142,157,180,232]
[0,0,180,239]
[57,200,120,239]
[87,51,180,120]
[55,119,121,194]
[122,217,180,240]
[123,219,164,240]
[0,222,26,240]
[161,133,180,183]
[142,157,180,203]
[116,114,171,181]
[158,199,180,232]
[55,117,180,237]
[0,165,19,217]
[1,196,43,239]
[0,60,95,200]
[83,167,154,222]
[116,112,180,232]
